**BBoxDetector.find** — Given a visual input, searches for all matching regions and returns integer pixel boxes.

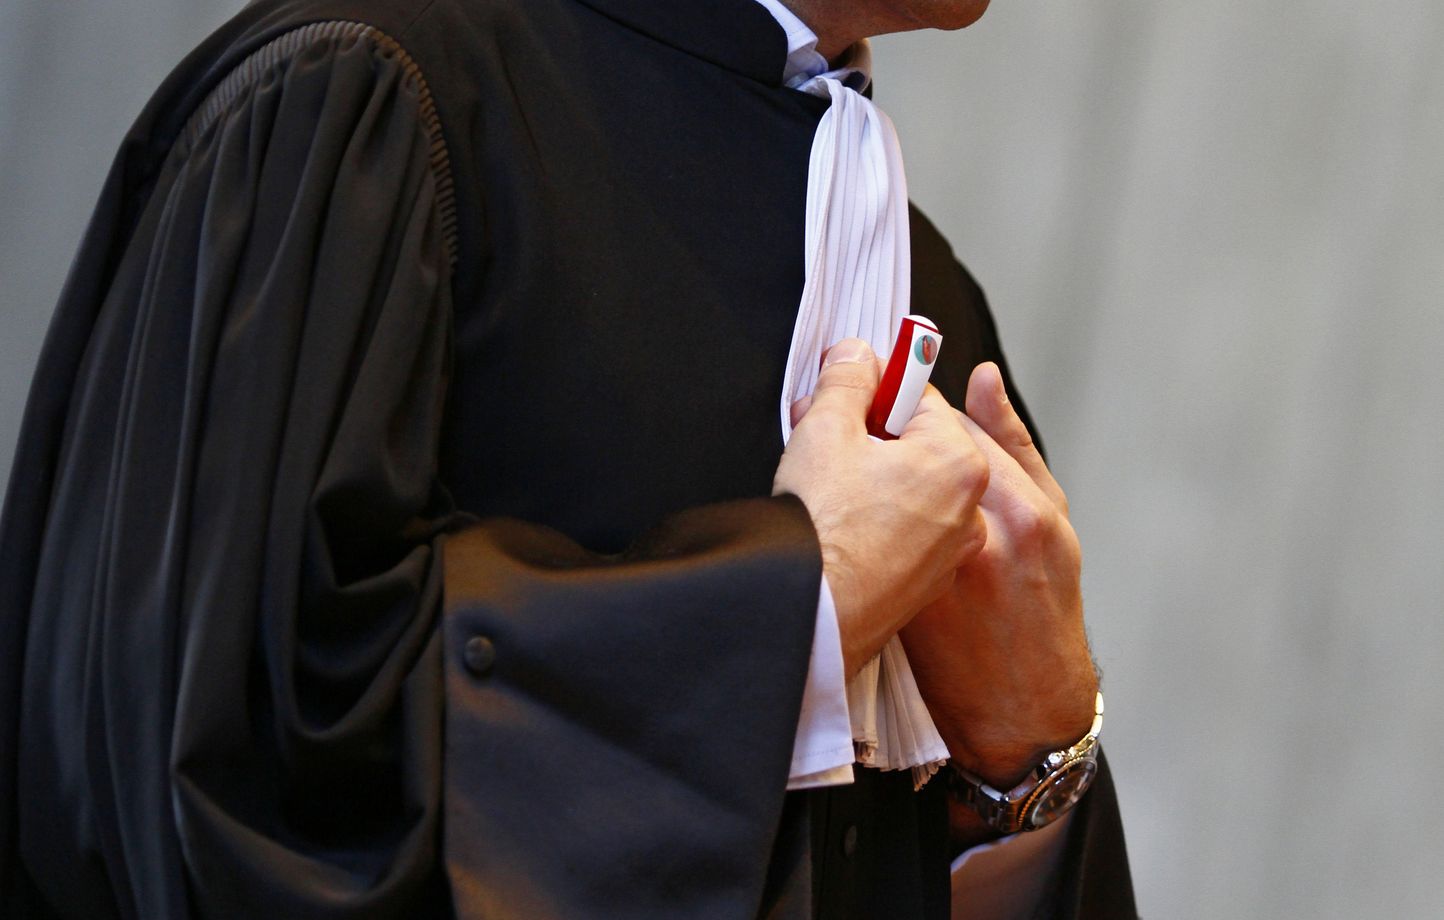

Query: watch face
[1024,759,1099,830]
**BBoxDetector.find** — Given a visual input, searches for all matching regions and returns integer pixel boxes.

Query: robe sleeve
[0,24,819,920]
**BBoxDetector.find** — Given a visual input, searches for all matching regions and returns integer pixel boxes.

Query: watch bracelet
[944,691,1105,833]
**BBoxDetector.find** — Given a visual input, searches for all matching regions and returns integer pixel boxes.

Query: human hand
[899,361,1098,792]
[773,339,990,677]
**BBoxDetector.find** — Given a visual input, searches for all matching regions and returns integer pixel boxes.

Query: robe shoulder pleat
[2,18,822,919]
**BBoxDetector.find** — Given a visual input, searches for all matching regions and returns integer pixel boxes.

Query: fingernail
[823,339,872,366]
[987,363,1010,403]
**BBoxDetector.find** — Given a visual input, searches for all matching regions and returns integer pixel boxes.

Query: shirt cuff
[786,574,855,790]
[949,810,1074,919]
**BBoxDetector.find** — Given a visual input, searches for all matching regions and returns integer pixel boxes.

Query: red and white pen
[866,315,942,440]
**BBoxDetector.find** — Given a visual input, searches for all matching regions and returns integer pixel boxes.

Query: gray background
[3,1,1441,917]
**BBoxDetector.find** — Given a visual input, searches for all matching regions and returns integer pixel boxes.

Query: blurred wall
[3,1,1442,917]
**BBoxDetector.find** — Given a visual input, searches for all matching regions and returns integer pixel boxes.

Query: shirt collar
[749,0,873,91]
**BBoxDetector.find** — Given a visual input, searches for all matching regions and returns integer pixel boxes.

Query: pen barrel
[866,315,942,440]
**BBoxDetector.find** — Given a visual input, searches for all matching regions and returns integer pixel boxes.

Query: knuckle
[954,523,987,564]
[953,448,990,495]
[915,433,957,465]
[1011,500,1054,544]
[798,407,850,441]
[817,357,876,385]
[818,370,875,394]
[1061,533,1082,571]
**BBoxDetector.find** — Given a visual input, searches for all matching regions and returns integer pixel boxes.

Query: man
[0,0,1134,916]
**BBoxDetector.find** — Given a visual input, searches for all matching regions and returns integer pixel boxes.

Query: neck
[776,1,991,59]
[776,0,879,59]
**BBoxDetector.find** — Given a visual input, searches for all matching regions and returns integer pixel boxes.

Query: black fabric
[4,27,461,918]
[1,0,1136,917]
[809,769,951,920]
[441,505,821,919]
[1053,752,1137,919]
[1,14,818,919]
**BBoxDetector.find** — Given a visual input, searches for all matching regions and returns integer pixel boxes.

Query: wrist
[949,690,1105,836]
[822,548,909,678]
[822,553,879,678]
[946,670,1100,790]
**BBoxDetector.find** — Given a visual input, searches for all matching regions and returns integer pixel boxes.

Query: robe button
[842,824,859,859]
[463,636,497,677]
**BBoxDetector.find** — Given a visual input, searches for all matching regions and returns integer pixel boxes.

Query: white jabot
[778,44,909,439]
[758,1,949,789]
[754,4,1062,898]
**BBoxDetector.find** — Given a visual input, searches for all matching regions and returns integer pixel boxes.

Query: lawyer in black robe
[0,0,1136,917]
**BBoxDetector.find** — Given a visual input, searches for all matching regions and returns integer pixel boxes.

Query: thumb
[806,338,880,429]
[964,361,1066,512]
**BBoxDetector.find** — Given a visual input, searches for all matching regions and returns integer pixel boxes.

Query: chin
[915,0,992,31]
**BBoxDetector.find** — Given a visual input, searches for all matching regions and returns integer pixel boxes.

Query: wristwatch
[950,691,1105,834]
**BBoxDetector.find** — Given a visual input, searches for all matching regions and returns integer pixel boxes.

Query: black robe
[0,1,1136,917]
